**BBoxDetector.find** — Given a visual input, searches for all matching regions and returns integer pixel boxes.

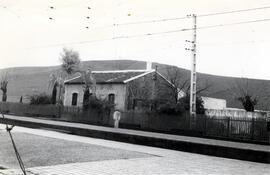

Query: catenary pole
[189,14,197,116]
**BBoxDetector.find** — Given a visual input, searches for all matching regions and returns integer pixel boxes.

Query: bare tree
[231,78,259,112]
[195,78,213,95]
[162,66,213,114]
[162,66,189,104]
[0,72,8,102]
[162,66,213,103]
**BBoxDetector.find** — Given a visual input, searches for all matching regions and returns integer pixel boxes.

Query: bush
[178,95,205,114]
[28,93,52,105]
[157,102,185,115]
[84,96,115,113]
[157,95,205,115]
[158,103,177,115]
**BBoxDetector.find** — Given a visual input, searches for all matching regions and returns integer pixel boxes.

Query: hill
[0,60,269,110]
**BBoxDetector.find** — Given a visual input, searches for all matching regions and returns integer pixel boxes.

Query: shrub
[84,96,115,113]
[157,103,177,115]
[157,102,185,115]
[178,95,205,114]
[157,95,205,115]
[28,93,52,105]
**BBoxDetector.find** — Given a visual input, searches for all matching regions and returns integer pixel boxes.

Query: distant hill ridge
[0,60,269,110]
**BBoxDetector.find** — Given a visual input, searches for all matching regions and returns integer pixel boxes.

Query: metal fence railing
[120,111,269,143]
[0,102,269,143]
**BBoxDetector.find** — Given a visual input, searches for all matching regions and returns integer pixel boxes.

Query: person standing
[113,110,121,128]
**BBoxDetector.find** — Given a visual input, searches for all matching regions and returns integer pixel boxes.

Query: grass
[0,131,150,169]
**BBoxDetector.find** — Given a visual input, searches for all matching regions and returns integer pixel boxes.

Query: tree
[51,83,57,105]
[178,95,205,114]
[49,48,81,105]
[48,72,64,105]
[81,69,96,110]
[0,72,8,102]
[19,96,23,103]
[161,66,212,114]
[238,95,257,112]
[232,78,258,112]
[60,48,80,75]
[58,48,96,109]
[163,66,189,104]
[163,66,212,100]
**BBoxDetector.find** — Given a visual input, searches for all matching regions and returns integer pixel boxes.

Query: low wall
[205,109,270,119]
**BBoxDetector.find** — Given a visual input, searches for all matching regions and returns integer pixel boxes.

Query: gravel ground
[0,131,151,169]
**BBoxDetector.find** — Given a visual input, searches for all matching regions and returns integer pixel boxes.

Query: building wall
[64,84,84,107]
[205,108,270,118]
[64,83,127,110]
[201,96,227,110]
[125,71,173,110]
[95,84,126,111]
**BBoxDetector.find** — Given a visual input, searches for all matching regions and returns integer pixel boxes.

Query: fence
[60,105,113,126]
[0,102,113,126]
[120,111,269,143]
[0,102,60,117]
[0,102,269,143]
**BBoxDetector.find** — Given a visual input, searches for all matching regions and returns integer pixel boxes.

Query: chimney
[146,61,152,71]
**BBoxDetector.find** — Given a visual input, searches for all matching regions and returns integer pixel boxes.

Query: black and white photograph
[0,0,269,174]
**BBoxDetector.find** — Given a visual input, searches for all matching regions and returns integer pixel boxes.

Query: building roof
[64,70,155,84]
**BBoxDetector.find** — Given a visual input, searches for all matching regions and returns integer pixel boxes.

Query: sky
[1,0,270,80]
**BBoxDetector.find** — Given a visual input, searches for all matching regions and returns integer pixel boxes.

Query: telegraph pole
[186,14,197,119]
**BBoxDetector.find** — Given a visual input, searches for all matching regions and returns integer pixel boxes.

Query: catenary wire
[26,17,270,49]
[114,5,270,26]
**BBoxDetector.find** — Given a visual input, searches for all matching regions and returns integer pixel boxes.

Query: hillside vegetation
[0,60,269,110]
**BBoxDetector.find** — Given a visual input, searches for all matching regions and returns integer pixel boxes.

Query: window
[108,93,115,104]
[71,93,78,106]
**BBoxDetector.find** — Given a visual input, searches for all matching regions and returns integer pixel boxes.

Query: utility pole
[186,14,197,120]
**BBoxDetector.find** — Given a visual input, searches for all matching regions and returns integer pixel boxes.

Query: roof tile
[65,71,148,84]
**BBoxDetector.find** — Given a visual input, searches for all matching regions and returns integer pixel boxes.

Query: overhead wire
[25,27,192,49]
[199,39,270,47]
[114,16,187,26]
[26,17,270,49]
[113,5,270,26]
[196,18,270,30]
[2,3,270,50]
[198,5,270,17]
